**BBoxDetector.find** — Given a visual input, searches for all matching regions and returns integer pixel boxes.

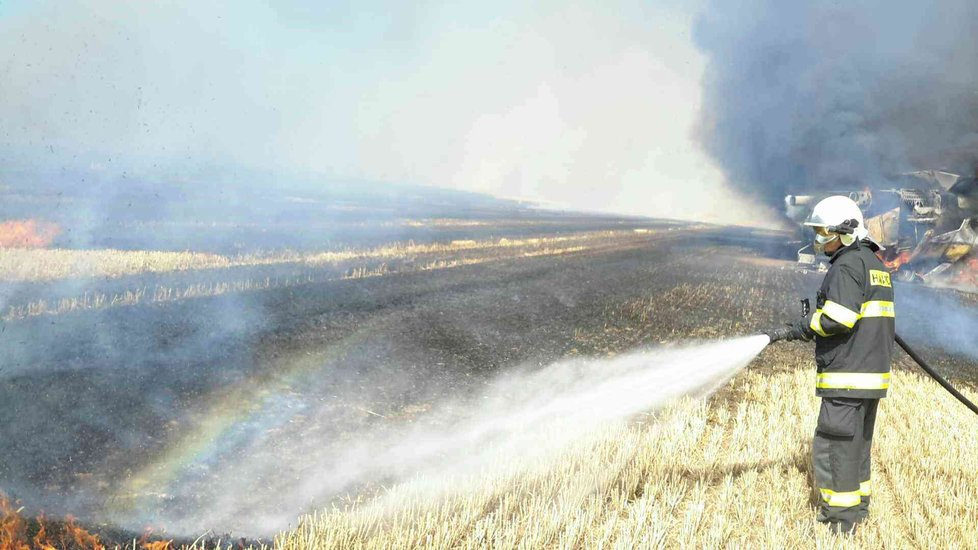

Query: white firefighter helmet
[803,195,869,251]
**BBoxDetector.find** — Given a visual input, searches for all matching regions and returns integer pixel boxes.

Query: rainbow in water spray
[110,335,769,535]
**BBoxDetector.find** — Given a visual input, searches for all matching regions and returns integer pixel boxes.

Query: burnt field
[1,222,977,547]
[0,175,657,254]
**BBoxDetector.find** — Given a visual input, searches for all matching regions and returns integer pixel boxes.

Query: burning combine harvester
[786,170,978,289]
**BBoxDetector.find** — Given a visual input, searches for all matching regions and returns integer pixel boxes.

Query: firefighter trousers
[812,397,879,529]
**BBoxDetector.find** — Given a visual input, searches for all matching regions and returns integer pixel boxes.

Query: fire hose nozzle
[764,299,812,344]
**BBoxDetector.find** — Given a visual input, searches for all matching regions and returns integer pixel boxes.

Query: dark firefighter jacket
[806,238,895,399]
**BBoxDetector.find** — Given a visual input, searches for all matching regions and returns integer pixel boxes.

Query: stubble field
[1,222,976,549]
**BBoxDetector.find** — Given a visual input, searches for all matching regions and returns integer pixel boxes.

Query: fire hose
[895,333,978,416]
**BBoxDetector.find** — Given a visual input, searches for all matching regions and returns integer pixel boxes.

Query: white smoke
[0,0,763,224]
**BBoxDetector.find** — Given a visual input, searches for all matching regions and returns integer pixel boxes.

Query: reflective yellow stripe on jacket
[809,311,829,337]
[822,300,859,327]
[820,488,862,508]
[816,372,890,390]
[810,300,894,335]
[860,300,895,318]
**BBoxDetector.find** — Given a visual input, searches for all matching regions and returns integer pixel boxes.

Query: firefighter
[767,195,895,534]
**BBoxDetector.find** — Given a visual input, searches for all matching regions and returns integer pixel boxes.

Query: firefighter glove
[766,320,812,343]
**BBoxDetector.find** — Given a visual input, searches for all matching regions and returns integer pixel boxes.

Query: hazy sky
[0,0,760,223]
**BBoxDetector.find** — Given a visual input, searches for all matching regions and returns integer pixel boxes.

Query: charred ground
[1,220,975,546]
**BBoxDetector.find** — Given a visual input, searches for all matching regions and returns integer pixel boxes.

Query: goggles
[813,225,839,251]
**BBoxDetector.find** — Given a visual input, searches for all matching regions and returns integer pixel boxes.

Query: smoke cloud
[0,0,760,224]
[693,0,978,202]
[897,284,978,360]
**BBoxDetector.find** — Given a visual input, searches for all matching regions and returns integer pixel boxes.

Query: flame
[1,495,29,550]
[139,528,174,550]
[32,520,56,550]
[0,219,61,248]
[0,494,105,550]
[63,515,105,550]
[883,250,913,271]
[0,495,175,550]
[951,257,978,288]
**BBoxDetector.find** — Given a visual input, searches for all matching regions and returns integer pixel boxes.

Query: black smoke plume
[694,0,978,203]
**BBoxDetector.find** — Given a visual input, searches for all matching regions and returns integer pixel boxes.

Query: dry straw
[274,363,977,549]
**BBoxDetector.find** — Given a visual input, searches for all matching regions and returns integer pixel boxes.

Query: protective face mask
[814,233,838,256]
